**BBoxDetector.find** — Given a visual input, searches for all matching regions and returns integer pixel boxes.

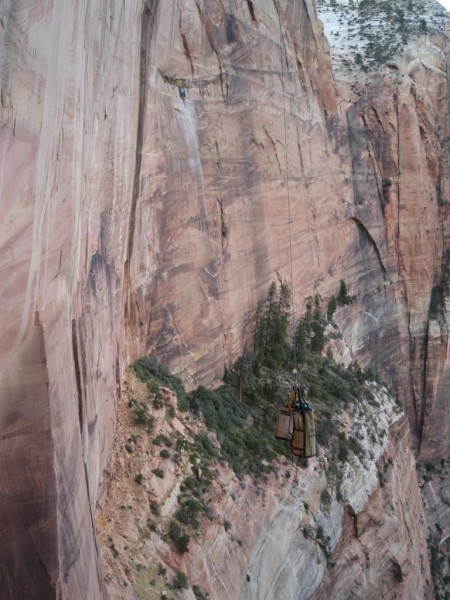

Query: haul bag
[292,413,305,456]
[292,411,316,458]
[275,408,293,440]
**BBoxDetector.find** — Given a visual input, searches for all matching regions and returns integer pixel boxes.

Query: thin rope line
[277,1,297,379]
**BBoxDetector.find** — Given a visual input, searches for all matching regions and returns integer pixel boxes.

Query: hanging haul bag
[291,412,305,456]
[275,408,293,440]
[304,410,316,457]
[291,410,316,458]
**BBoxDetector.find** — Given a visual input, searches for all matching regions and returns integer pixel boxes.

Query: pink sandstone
[0,0,448,597]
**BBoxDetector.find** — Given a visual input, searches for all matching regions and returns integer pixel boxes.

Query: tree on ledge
[254,280,291,369]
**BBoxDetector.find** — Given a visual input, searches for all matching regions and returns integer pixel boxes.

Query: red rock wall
[127,0,344,388]
[312,416,433,600]
[0,2,143,596]
[0,0,449,596]
[342,39,450,461]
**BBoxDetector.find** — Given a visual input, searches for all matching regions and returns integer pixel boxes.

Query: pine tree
[294,320,308,364]
[254,280,291,368]
[263,282,277,357]
[294,303,312,363]
[338,280,348,302]
[310,298,325,354]
[327,296,337,321]
[337,280,353,306]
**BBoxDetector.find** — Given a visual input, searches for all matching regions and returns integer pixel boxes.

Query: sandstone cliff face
[0,0,449,597]
[311,416,432,600]
[97,371,431,600]
[342,38,450,462]
[0,3,144,597]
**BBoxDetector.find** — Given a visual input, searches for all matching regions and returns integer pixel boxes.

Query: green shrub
[193,585,209,600]
[152,434,172,447]
[159,449,170,459]
[128,399,154,432]
[175,498,203,529]
[327,296,338,321]
[192,432,217,458]
[337,437,349,463]
[152,397,164,409]
[184,376,289,478]
[168,520,190,553]
[316,525,325,541]
[133,356,186,400]
[152,468,164,479]
[107,536,119,558]
[180,476,207,499]
[150,502,160,516]
[171,570,188,591]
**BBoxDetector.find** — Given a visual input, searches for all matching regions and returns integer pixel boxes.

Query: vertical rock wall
[126,0,346,388]
[312,417,433,600]
[0,0,448,596]
[342,38,450,461]
[0,1,143,596]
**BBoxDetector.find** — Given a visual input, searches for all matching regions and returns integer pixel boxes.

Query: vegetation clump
[152,467,164,479]
[253,280,291,369]
[133,356,186,400]
[107,536,119,559]
[327,280,355,321]
[170,570,189,591]
[174,497,204,529]
[167,520,190,554]
[128,398,155,432]
[150,502,160,516]
[317,0,444,71]
[295,295,327,358]
[152,433,172,447]
[182,379,288,478]
[133,281,384,506]
[193,585,210,600]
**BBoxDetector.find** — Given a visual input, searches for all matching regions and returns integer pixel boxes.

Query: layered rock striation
[0,0,449,597]
[97,371,431,600]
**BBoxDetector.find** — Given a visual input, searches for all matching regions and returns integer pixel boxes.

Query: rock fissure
[246,0,257,23]
[71,319,84,435]
[350,216,389,280]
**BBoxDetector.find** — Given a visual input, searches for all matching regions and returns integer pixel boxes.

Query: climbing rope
[277,0,298,381]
